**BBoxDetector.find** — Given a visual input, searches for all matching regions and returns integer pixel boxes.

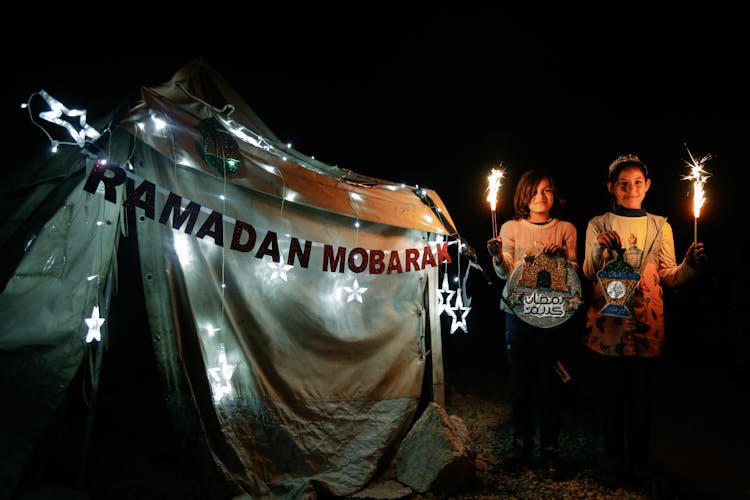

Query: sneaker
[503,438,532,470]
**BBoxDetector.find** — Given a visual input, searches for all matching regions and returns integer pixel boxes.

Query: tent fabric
[0,150,122,498]
[128,140,433,496]
[1,58,458,498]
[130,58,457,235]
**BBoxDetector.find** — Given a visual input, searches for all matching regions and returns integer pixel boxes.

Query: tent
[1,58,466,498]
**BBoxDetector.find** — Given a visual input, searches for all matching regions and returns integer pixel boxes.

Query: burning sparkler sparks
[681,147,712,244]
[486,167,504,237]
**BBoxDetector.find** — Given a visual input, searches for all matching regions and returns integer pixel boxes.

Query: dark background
[5,6,747,498]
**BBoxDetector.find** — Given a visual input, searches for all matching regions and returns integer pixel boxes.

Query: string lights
[21,89,478,409]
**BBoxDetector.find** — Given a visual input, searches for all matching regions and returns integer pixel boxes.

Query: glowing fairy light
[344,279,368,303]
[208,343,236,403]
[28,90,101,150]
[486,167,504,237]
[681,147,712,244]
[84,306,105,343]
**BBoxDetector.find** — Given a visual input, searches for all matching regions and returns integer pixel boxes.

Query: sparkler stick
[681,147,712,244]
[486,167,504,237]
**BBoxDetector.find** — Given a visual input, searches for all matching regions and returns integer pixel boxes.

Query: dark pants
[590,352,655,467]
[504,313,564,449]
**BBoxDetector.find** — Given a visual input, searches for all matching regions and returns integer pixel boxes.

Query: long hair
[512,170,563,220]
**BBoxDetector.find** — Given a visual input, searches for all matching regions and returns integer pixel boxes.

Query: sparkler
[486,167,504,237]
[681,147,712,244]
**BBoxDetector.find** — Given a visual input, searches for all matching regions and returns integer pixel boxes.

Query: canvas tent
[1,58,464,498]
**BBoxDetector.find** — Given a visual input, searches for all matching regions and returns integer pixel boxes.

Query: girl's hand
[596,230,622,250]
[487,236,502,258]
[685,242,707,270]
[542,242,562,256]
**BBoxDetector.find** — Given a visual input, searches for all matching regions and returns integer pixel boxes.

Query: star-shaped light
[344,279,368,303]
[84,306,106,343]
[267,259,294,281]
[437,274,456,318]
[448,289,471,334]
[38,90,101,147]
[208,343,236,403]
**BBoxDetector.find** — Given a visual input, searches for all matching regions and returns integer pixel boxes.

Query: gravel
[438,388,657,499]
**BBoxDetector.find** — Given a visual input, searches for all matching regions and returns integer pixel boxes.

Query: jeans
[504,312,564,449]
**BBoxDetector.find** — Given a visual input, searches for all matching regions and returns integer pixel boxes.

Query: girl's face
[527,178,554,220]
[609,165,651,209]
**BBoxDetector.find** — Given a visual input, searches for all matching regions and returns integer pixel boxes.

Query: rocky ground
[351,378,668,500]
[440,387,657,500]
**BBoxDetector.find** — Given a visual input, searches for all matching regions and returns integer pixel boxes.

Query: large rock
[395,402,477,493]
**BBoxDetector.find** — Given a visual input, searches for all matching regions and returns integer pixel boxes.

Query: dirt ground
[439,385,656,500]
[412,340,748,500]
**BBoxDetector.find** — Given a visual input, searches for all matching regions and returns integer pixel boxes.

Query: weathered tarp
[1,58,458,498]
[0,148,122,499]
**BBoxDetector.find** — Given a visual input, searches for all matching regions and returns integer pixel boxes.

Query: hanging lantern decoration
[198,117,242,176]
[596,248,640,318]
